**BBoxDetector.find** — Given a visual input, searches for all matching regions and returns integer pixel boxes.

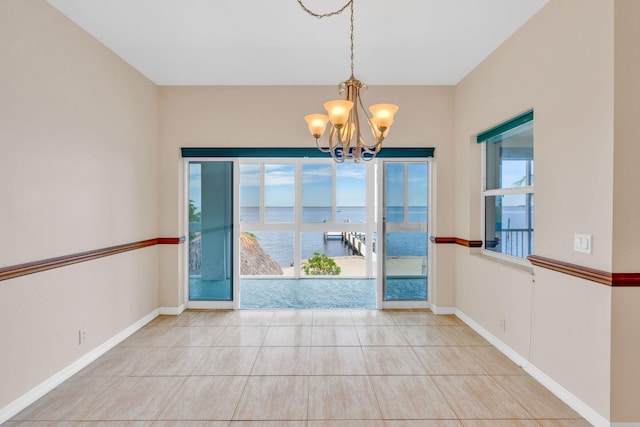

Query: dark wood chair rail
[429,236,483,248]
[0,237,185,282]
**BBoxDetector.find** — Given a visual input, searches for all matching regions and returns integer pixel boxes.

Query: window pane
[240,164,260,223]
[384,231,428,301]
[265,164,294,223]
[189,161,233,301]
[302,164,332,223]
[407,163,428,223]
[485,194,534,258]
[245,232,294,277]
[300,232,364,276]
[336,163,366,223]
[385,163,404,222]
[486,121,533,190]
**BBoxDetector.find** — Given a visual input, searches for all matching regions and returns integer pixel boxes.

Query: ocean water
[242,206,430,267]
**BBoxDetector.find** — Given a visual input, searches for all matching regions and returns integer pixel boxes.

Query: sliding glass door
[188,161,235,307]
[185,155,431,309]
[381,161,429,306]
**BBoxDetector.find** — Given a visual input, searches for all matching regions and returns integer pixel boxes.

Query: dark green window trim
[181,147,434,158]
[476,110,534,144]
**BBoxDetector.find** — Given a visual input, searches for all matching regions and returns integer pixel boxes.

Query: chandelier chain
[349,0,355,76]
[295,0,352,19]
[296,0,356,76]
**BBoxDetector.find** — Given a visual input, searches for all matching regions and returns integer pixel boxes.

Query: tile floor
[5,309,593,427]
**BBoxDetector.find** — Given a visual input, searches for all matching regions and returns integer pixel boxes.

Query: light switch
[574,234,592,254]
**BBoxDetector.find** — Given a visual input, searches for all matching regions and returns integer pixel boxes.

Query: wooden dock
[324,231,373,257]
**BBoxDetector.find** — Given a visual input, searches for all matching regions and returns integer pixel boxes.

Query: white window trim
[480,143,534,266]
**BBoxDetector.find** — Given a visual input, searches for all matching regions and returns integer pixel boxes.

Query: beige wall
[0,0,159,409]
[610,1,640,421]
[157,85,456,307]
[453,0,615,419]
[613,0,640,273]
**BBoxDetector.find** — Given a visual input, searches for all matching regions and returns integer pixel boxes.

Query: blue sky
[190,162,432,210]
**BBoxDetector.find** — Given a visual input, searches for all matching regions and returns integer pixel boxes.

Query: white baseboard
[430,304,456,315]
[159,304,185,315]
[455,308,614,427]
[0,308,160,425]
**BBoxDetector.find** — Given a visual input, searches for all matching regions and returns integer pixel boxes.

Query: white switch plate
[574,234,592,253]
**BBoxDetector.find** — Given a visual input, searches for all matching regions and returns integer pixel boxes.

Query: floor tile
[5,423,153,426]
[362,347,427,375]
[213,326,268,346]
[308,421,385,427]
[79,346,153,377]
[187,310,235,326]
[432,376,531,419]
[230,422,305,427]
[81,376,186,420]
[12,376,117,420]
[271,310,314,326]
[310,346,368,375]
[151,421,229,427]
[251,346,311,375]
[389,311,441,326]
[312,326,360,346]
[159,376,247,421]
[233,376,308,420]
[433,314,466,326]
[313,310,355,326]
[385,421,463,427]
[133,346,208,376]
[398,326,459,346]
[371,376,457,419]
[355,326,409,346]
[228,311,275,326]
[154,422,229,427]
[461,421,540,427]
[412,346,486,375]
[120,326,179,347]
[536,420,594,427]
[263,326,312,346]
[146,314,185,327]
[351,310,397,326]
[8,309,592,427]
[493,375,581,419]
[192,346,260,375]
[446,326,489,346]
[170,326,226,346]
[308,376,382,420]
[461,346,524,375]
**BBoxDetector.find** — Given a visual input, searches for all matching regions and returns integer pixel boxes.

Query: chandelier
[298,0,399,163]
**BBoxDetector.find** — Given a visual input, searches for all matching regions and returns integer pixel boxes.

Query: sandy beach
[282,255,426,276]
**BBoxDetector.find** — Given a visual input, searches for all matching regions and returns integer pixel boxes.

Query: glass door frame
[183,158,240,309]
[377,158,432,309]
[181,155,433,310]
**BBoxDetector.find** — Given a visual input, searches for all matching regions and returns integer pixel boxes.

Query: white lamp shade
[369,103,399,130]
[304,114,330,138]
[324,100,354,127]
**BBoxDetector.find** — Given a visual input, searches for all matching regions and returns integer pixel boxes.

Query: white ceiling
[46,0,549,86]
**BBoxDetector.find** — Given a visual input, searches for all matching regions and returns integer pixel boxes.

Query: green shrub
[301,252,341,275]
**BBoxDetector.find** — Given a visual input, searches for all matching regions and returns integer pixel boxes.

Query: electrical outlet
[499,318,506,332]
[78,329,86,345]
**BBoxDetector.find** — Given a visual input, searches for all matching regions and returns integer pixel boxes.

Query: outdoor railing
[499,228,533,258]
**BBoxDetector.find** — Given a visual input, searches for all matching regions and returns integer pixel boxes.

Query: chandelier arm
[296,0,352,19]
[314,138,332,153]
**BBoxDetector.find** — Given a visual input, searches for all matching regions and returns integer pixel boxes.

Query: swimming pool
[190,277,427,308]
